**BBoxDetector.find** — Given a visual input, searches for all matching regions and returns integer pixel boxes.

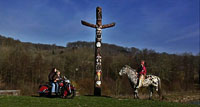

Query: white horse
[119,65,162,100]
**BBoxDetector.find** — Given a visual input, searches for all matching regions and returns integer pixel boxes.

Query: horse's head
[119,65,131,76]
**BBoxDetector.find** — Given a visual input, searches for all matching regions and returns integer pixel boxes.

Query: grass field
[0,95,198,107]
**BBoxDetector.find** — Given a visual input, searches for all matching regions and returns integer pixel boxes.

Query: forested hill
[0,34,139,55]
[0,34,199,95]
[0,35,197,56]
[0,35,65,50]
[67,41,140,55]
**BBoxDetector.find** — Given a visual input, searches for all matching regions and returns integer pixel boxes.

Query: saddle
[138,74,146,79]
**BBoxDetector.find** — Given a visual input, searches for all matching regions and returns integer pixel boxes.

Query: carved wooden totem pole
[81,7,115,96]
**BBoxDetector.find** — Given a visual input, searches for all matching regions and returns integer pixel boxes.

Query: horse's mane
[125,65,136,73]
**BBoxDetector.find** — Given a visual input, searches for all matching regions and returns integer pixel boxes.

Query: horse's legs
[133,92,137,99]
[156,86,158,91]
[133,88,136,99]
[134,88,139,99]
[149,86,153,100]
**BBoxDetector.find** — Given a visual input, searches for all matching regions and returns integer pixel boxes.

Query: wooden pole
[81,7,115,96]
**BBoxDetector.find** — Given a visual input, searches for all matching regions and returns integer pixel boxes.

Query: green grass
[0,95,197,107]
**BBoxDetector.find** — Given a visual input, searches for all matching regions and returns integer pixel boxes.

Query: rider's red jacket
[139,65,147,75]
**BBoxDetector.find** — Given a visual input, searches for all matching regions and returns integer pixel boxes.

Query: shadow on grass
[84,95,112,98]
[31,95,62,99]
[32,94,113,99]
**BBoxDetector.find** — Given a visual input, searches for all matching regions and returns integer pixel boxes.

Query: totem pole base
[94,87,101,96]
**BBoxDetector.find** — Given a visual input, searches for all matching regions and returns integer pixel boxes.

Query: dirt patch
[112,91,200,103]
[163,91,200,103]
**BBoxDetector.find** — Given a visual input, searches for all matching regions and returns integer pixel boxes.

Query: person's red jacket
[140,65,147,75]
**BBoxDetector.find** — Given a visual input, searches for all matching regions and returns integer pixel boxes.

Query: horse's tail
[158,78,163,100]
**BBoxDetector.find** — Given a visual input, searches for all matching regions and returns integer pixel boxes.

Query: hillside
[0,35,140,55]
[0,35,65,51]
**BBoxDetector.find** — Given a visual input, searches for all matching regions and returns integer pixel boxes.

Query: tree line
[0,35,199,95]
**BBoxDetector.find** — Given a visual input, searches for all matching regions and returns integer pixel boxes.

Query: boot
[136,75,144,88]
[136,78,142,88]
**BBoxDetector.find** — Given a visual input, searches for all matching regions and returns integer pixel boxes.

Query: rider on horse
[136,60,147,89]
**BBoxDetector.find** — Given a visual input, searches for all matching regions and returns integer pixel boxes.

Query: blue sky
[0,0,199,54]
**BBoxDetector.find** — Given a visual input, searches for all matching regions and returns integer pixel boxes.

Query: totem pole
[81,7,115,96]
